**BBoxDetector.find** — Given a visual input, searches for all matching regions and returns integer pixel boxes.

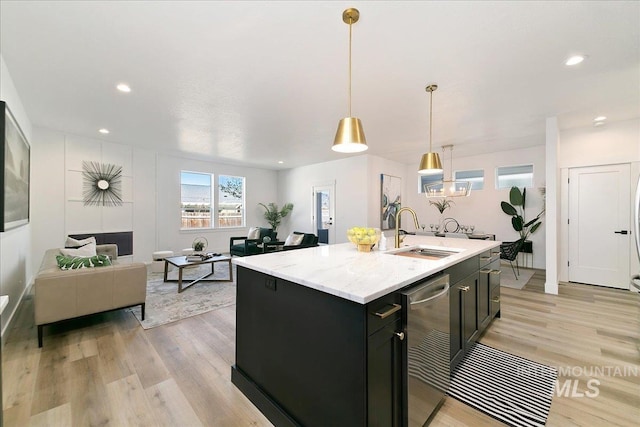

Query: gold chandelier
[424,144,471,198]
[418,84,443,174]
[332,8,368,153]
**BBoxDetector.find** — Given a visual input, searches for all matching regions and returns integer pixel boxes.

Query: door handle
[614,230,628,235]
[459,285,470,292]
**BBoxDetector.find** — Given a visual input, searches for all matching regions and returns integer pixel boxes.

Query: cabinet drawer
[490,268,501,289]
[490,285,501,317]
[446,257,479,285]
[367,292,402,335]
[479,248,500,267]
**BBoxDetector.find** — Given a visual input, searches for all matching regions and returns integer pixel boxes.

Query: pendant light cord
[348,18,353,117]
[429,90,433,151]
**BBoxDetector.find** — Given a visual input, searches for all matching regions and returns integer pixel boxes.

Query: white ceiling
[1,1,638,170]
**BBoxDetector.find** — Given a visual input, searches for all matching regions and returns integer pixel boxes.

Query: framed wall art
[380,174,401,230]
[0,101,30,232]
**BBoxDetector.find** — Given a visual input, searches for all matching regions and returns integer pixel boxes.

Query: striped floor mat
[448,343,557,427]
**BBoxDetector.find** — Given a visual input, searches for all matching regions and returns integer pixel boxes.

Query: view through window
[181,171,212,228]
[218,175,245,228]
[496,165,533,189]
[455,169,484,190]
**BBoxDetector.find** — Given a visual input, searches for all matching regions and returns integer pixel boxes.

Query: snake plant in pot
[500,187,544,242]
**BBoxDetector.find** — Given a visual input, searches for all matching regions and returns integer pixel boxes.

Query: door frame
[312,181,336,244]
[564,163,631,288]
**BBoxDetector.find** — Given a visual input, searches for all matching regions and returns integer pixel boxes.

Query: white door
[312,183,335,244]
[569,164,630,289]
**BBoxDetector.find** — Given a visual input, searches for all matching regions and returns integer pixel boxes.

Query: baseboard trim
[231,365,300,427]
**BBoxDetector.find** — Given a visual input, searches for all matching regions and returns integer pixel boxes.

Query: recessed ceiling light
[99,128,110,134]
[593,121,605,127]
[116,83,131,93]
[593,116,607,122]
[278,160,284,164]
[565,55,585,66]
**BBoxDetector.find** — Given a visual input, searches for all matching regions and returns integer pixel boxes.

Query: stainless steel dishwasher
[401,274,450,426]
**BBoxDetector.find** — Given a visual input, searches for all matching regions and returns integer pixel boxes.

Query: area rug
[448,343,557,427]
[500,266,536,289]
[128,263,236,329]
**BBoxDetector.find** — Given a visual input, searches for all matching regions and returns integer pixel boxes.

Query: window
[496,164,533,189]
[455,169,484,190]
[218,175,245,228]
[181,171,212,228]
[419,172,444,193]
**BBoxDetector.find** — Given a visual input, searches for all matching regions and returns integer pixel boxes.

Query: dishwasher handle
[410,283,450,307]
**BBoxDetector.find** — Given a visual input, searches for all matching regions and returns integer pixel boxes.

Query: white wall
[368,155,409,237]
[0,55,34,336]
[278,155,370,243]
[558,119,640,283]
[155,153,278,255]
[405,145,547,269]
[30,128,65,275]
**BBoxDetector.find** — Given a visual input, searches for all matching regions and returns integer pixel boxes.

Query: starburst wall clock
[82,161,123,206]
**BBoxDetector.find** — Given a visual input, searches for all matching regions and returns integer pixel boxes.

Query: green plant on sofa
[259,202,294,233]
[500,186,544,241]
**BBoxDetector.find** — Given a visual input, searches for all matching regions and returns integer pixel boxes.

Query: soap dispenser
[379,232,387,251]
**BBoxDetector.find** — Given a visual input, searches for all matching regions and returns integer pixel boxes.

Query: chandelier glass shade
[424,145,471,198]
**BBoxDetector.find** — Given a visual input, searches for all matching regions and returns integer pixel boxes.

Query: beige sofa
[35,244,147,347]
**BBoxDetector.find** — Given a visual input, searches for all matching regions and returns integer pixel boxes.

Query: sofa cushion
[300,233,318,246]
[284,233,304,247]
[60,242,97,257]
[65,236,96,248]
[247,227,260,239]
[258,227,273,240]
[56,254,112,270]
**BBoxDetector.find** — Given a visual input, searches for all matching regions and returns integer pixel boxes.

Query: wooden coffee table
[163,255,233,293]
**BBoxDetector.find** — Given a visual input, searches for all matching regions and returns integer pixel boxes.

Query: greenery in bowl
[429,198,455,214]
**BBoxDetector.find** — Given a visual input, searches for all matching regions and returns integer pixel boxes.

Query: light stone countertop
[233,235,501,304]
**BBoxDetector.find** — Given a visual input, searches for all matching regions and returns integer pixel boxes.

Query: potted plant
[429,198,454,230]
[500,186,544,244]
[259,202,294,235]
[429,198,454,214]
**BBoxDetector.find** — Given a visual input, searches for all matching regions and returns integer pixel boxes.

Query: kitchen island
[231,235,501,426]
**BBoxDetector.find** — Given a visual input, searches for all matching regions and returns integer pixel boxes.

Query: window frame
[454,169,485,191]
[495,164,534,189]
[180,170,214,230]
[418,172,445,193]
[217,174,246,228]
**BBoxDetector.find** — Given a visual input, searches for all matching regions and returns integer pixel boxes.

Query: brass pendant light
[418,84,443,174]
[332,8,368,153]
[424,145,472,198]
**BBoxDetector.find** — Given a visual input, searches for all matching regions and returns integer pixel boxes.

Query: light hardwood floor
[3,270,639,426]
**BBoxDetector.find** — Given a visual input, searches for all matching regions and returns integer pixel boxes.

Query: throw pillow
[284,233,304,247]
[56,254,112,270]
[247,227,260,239]
[65,236,97,248]
[60,242,97,257]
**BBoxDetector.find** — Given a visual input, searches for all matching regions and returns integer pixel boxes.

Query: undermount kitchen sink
[389,246,461,261]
